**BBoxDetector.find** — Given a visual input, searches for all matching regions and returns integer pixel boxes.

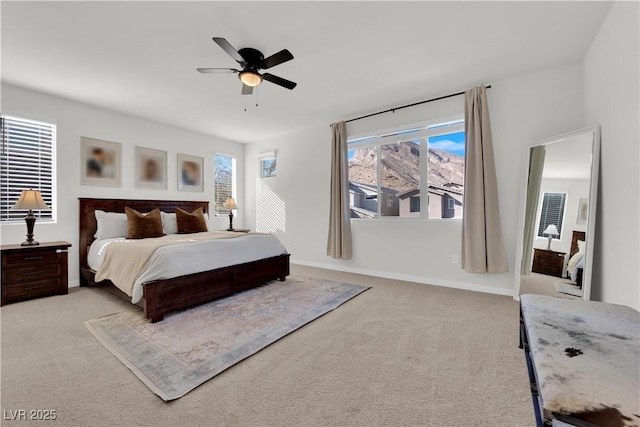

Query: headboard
[570,230,586,258]
[78,198,209,273]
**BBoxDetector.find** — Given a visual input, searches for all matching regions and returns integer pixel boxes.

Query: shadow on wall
[256,177,286,234]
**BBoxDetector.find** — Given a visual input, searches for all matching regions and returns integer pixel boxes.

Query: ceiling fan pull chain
[244,96,247,112]
[255,90,259,108]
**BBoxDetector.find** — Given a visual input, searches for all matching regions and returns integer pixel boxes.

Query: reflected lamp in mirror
[223,197,238,231]
[543,224,559,250]
[11,189,50,246]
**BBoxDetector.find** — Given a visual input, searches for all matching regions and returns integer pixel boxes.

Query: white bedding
[88,232,288,304]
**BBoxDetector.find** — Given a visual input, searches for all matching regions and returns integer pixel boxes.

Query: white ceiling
[542,132,594,180]
[1,1,612,143]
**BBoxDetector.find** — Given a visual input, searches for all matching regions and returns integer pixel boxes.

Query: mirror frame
[513,126,600,301]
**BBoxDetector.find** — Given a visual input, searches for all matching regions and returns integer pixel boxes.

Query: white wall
[583,1,640,309]
[245,63,585,295]
[0,84,245,287]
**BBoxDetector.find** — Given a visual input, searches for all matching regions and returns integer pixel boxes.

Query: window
[537,192,566,238]
[348,118,465,219]
[410,196,420,213]
[0,116,56,223]
[213,153,236,214]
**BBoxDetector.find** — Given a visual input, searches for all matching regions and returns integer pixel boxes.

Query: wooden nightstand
[532,248,566,277]
[1,241,71,306]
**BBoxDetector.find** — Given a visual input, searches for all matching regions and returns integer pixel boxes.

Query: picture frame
[135,146,167,190]
[80,137,122,187]
[576,198,588,225]
[177,153,204,192]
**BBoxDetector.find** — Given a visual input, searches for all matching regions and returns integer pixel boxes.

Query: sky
[348,130,465,159]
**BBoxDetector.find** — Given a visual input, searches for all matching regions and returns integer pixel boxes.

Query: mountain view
[348,141,465,193]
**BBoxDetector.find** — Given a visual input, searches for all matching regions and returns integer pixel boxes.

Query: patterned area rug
[85,275,369,401]
[554,281,582,297]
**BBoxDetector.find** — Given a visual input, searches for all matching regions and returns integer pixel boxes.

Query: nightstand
[1,241,71,306]
[532,248,566,277]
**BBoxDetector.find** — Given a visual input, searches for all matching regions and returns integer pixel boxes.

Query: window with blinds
[213,153,236,214]
[537,192,566,238]
[0,116,56,222]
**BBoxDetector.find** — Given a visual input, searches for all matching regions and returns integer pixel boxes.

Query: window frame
[347,114,464,221]
[0,115,57,224]
[213,152,237,216]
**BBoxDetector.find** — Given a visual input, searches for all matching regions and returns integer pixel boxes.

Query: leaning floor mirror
[514,126,600,301]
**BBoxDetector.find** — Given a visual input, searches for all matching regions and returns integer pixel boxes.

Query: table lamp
[223,197,238,231]
[11,189,50,246]
[543,224,559,250]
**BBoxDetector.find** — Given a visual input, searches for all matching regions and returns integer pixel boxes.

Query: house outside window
[213,153,236,215]
[348,117,465,220]
[0,116,56,223]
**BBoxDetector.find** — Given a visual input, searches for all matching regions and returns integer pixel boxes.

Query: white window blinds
[537,192,566,237]
[0,115,56,222]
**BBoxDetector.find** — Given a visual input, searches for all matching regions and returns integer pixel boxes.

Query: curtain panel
[326,121,353,259]
[521,146,546,275]
[461,86,508,273]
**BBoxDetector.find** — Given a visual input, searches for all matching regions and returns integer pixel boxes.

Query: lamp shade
[239,71,262,87]
[223,197,238,210]
[11,189,50,211]
[543,224,559,236]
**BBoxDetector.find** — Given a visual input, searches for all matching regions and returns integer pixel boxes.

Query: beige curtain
[521,146,546,275]
[461,86,508,273]
[326,121,352,259]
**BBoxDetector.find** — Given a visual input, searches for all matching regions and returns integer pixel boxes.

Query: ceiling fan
[197,37,297,95]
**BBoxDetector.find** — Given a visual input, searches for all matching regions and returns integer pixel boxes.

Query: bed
[568,230,586,287]
[79,198,290,322]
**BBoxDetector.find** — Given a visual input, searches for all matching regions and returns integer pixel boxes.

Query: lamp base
[227,211,234,232]
[21,240,40,246]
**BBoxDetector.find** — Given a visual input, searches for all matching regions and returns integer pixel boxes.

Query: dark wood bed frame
[570,230,586,288]
[79,198,290,322]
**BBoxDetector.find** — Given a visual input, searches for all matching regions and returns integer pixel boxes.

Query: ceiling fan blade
[196,68,239,74]
[241,84,254,95]
[263,73,297,90]
[262,49,294,69]
[212,37,245,63]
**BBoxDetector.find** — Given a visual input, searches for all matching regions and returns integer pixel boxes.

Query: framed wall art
[135,146,167,190]
[177,153,203,192]
[80,137,122,187]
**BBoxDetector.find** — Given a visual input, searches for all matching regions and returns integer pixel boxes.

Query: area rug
[554,281,582,297]
[85,275,369,401]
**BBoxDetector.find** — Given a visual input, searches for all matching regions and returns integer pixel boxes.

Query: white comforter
[88,232,288,303]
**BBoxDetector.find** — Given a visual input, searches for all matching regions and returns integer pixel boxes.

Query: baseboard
[290,259,513,297]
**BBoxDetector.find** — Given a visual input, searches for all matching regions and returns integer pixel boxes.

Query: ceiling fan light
[239,71,262,87]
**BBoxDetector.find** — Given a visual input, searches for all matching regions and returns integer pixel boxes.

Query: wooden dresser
[1,241,71,306]
[532,248,566,277]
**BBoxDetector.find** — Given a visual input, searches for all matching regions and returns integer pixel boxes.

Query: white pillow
[161,211,178,234]
[94,210,128,239]
[205,212,213,231]
[577,240,586,253]
[567,251,585,276]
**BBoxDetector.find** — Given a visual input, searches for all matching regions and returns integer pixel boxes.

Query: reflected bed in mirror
[514,126,600,301]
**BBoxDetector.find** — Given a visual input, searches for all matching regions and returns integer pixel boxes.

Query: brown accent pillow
[125,207,164,239]
[175,207,208,234]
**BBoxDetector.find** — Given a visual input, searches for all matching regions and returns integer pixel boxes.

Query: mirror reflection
[517,128,598,301]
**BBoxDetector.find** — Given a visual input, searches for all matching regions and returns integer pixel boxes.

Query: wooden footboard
[143,254,290,323]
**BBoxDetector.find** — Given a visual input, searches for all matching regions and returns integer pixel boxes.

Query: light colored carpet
[85,276,369,401]
[519,272,580,300]
[1,265,534,426]
[554,282,583,297]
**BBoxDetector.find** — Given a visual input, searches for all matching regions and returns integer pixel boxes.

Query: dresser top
[0,241,71,252]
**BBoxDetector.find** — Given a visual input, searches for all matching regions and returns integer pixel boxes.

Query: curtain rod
[342,85,492,125]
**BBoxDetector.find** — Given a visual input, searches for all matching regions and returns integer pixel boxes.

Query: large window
[213,153,236,214]
[0,116,56,223]
[348,118,465,219]
[537,192,566,238]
